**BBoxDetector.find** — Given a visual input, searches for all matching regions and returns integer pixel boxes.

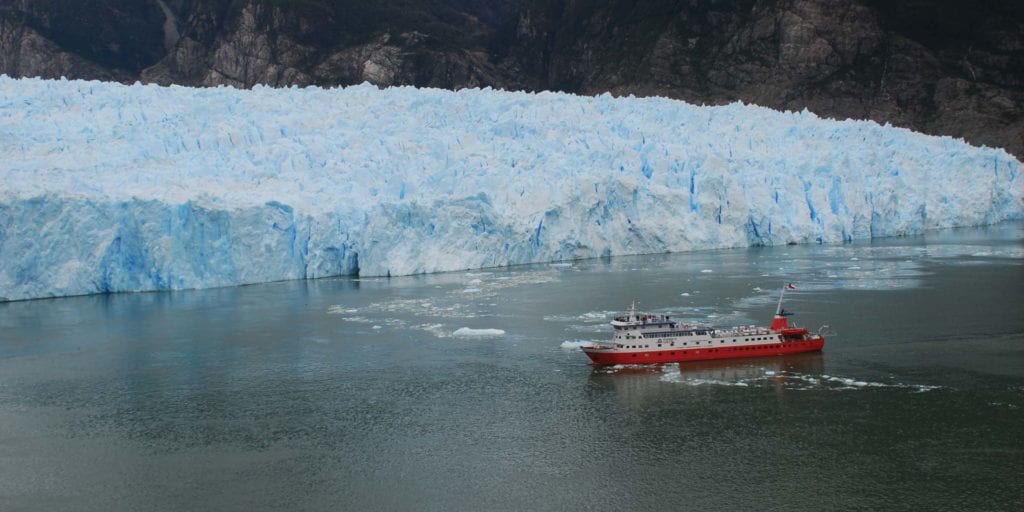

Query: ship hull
[583,337,824,366]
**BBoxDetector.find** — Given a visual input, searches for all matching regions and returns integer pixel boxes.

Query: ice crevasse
[0,76,1021,301]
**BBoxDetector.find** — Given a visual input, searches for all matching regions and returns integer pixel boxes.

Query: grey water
[1,223,1022,511]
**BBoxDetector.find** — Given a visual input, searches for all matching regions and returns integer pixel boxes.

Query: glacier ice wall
[1,76,1021,301]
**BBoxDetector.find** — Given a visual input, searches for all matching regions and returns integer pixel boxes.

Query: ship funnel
[771,283,796,330]
[771,314,789,331]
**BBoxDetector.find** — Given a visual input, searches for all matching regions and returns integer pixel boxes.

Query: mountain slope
[0,0,1021,157]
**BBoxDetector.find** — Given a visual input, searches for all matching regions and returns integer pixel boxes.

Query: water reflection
[589,353,825,401]
[0,222,1021,511]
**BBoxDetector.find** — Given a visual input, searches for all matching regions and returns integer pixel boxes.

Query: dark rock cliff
[2,0,1021,158]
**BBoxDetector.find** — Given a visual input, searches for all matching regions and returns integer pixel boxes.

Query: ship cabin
[610,312,714,343]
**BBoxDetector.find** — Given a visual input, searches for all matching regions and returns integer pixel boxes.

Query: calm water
[1,223,1022,511]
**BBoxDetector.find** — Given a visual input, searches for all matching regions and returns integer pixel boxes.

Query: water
[1,223,1022,511]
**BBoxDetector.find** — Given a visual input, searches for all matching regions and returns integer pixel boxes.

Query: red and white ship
[582,284,826,365]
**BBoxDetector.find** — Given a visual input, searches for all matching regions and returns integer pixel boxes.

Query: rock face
[1,0,1021,158]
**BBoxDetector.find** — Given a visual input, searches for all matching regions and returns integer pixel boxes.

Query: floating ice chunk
[340,316,373,323]
[327,305,359,314]
[415,323,448,337]
[453,327,506,337]
[560,340,597,349]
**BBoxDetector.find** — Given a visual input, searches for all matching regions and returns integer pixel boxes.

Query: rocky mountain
[2,0,1021,158]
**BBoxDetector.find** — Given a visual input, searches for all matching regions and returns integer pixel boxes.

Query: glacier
[0,76,1021,301]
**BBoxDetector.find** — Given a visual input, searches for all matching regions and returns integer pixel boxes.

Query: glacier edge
[0,77,1021,301]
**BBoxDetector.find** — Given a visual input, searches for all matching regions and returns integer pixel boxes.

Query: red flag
[786,283,797,290]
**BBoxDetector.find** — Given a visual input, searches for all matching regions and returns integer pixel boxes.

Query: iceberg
[453,328,506,338]
[0,76,1021,301]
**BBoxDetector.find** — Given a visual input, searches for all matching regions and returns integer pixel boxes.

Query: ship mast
[775,284,786,315]
[771,283,795,331]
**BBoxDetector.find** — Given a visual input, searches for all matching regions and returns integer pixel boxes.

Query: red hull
[583,337,824,366]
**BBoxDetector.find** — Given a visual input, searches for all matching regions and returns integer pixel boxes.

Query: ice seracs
[0,76,1021,301]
